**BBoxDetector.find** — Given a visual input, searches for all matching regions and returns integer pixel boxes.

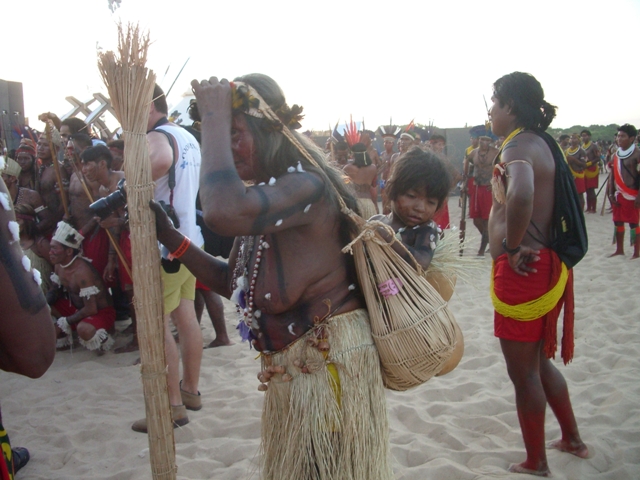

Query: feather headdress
[330,120,344,144]
[378,118,401,139]
[343,115,361,148]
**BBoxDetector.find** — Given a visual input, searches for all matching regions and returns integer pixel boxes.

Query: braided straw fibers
[98,23,176,480]
[344,221,459,391]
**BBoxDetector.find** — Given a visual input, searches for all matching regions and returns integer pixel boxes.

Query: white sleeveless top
[154,124,204,249]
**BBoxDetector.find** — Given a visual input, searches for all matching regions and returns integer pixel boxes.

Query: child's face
[393,187,439,227]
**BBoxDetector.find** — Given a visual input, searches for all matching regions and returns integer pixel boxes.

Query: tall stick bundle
[98,23,176,480]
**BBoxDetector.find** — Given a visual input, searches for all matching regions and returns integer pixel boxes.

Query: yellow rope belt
[490,261,568,321]
[584,166,599,178]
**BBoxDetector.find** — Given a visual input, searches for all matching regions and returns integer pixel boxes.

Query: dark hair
[493,72,557,131]
[558,134,570,142]
[351,143,371,167]
[232,73,359,230]
[81,145,113,169]
[618,123,638,138]
[386,146,452,209]
[430,134,445,143]
[153,84,168,115]
[71,133,93,150]
[107,139,124,151]
[335,141,348,151]
[61,117,88,135]
[580,129,591,137]
[187,99,200,122]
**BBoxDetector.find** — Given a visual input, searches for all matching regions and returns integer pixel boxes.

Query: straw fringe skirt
[260,308,392,480]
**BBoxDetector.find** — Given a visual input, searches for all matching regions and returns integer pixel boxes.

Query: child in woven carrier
[370,145,463,375]
[371,145,454,298]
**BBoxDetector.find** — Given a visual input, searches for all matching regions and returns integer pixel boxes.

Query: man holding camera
[131,85,205,432]
[80,145,138,353]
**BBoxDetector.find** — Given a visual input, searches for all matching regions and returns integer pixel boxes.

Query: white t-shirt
[153,124,204,249]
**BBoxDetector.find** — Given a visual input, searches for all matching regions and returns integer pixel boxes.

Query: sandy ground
[1,190,639,480]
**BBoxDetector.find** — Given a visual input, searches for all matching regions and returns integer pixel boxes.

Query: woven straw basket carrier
[343,220,462,391]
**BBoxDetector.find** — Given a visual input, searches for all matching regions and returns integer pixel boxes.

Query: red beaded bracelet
[169,236,191,260]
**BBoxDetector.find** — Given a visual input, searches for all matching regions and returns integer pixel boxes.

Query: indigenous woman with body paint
[149,74,392,480]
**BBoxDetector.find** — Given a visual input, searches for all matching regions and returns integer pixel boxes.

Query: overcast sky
[3,0,639,134]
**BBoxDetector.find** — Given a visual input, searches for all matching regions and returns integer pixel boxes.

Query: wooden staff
[99,23,176,480]
[44,122,69,216]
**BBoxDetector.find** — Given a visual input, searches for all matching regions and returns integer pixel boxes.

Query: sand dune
[2,193,639,479]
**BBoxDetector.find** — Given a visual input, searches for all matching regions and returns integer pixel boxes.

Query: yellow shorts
[161,262,196,314]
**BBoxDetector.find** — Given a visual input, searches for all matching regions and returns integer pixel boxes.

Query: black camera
[89,178,127,220]
[89,179,180,229]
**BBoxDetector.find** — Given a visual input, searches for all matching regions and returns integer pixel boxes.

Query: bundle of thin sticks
[98,23,176,480]
[237,82,460,391]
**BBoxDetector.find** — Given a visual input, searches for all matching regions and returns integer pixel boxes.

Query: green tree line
[547,124,619,141]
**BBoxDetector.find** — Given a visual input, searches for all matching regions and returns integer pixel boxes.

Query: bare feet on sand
[204,338,233,349]
[548,439,590,458]
[608,251,625,257]
[508,463,550,477]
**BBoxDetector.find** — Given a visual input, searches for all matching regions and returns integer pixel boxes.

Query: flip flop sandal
[12,447,30,474]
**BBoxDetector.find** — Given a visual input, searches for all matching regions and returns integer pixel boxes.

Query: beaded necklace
[231,235,270,340]
[565,145,580,156]
[617,143,636,160]
[61,254,79,269]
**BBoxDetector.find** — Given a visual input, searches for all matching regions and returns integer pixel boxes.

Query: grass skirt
[260,308,392,480]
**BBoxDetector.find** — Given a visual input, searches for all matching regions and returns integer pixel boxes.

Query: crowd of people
[1,70,638,478]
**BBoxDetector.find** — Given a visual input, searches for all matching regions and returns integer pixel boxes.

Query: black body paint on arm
[203,169,241,187]
[250,174,325,233]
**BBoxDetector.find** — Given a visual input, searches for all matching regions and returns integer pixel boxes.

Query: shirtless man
[35,131,68,224]
[48,221,115,352]
[607,124,639,258]
[378,125,400,214]
[463,130,481,216]
[564,133,587,211]
[488,72,588,477]
[107,139,125,171]
[343,143,379,218]
[15,143,38,190]
[581,129,601,213]
[63,133,114,283]
[361,130,381,171]
[2,157,55,235]
[149,73,392,479]
[81,145,138,350]
[468,135,498,255]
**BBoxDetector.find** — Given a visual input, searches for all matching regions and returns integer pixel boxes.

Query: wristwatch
[502,238,521,255]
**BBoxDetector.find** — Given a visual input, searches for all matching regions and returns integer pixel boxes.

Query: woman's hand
[149,199,179,247]
[190,77,233,124]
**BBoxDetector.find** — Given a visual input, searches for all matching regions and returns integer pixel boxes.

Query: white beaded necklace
[61,254,79,269]
[617,143,636,160]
